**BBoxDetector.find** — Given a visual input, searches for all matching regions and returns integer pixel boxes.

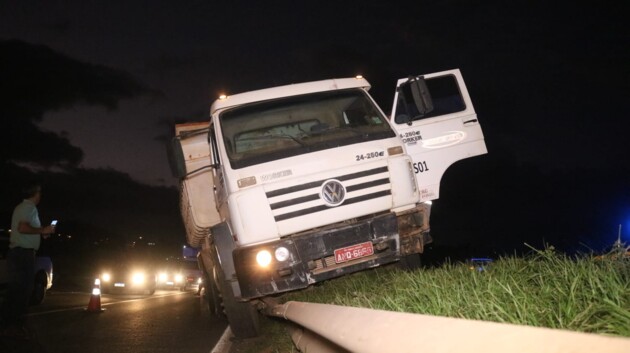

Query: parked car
[468,257,493,272]
[0,230,53,305]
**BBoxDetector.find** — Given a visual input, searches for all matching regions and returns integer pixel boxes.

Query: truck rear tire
[215,264,260,338]
[201,273,223,318]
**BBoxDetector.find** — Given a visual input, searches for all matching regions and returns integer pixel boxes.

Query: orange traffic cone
[86,278,105,312]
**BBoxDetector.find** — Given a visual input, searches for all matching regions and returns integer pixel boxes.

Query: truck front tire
[214,262,260,338]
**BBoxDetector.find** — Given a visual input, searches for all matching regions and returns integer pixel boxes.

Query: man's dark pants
[2,247,35,328]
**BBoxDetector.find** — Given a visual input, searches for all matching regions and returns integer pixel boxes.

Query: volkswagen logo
[321,180,346,206]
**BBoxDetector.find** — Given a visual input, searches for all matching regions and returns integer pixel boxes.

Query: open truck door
[390,69,487,202]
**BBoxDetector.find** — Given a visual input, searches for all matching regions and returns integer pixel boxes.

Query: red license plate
[334,242,374,264]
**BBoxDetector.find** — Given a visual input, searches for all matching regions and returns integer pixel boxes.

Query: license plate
[114,283,125,287]
[334,242,374,264]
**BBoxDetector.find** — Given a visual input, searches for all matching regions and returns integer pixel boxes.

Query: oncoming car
[157,259,202,291]
[156,268,180,290]
[99,261,157,295]
[156,264,185,290]
[177,259,202,292]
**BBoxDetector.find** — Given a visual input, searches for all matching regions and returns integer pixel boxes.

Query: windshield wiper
[237,134,307,147]
[309,125,369,138]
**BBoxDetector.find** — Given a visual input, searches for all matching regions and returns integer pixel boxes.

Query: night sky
[1,1,628,261]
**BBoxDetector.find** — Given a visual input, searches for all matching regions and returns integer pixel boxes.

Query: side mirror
[167,137,187,179]
[398,76,434,124]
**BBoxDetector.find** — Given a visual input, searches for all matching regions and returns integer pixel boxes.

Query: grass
[231,247,630,352]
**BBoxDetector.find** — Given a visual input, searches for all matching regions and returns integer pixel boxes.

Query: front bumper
[233,212,400,299]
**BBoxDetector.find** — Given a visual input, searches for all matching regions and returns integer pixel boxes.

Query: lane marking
[210,326,233,353]
[27,291,186,316]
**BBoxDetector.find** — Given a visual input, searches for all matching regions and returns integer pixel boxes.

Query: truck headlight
[256,250,272,267]
[101,273,111,282]
[175,274,183,283]
[275,247,290,262]
[158,272,167,282]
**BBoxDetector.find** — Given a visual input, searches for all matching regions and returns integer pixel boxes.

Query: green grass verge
[232,247,630,352]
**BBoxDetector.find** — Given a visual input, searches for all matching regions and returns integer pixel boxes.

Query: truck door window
[220,89,395,169]
[394,74,466,124]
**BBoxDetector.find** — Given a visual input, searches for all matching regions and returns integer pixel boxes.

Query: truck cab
[170,69,486,337]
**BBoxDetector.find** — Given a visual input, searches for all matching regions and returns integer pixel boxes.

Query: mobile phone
[51,220,58,226]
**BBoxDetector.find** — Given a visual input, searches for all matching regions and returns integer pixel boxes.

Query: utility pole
[613,224,623,254]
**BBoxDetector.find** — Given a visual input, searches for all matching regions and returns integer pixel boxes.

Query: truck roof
[210,77,371,115]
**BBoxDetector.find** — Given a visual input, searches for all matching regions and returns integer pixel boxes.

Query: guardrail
[266,301,630,353]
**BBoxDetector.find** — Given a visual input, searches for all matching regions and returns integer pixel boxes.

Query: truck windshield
[220,89,396,169]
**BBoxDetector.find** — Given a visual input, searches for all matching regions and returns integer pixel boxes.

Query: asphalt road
[1,288,228,353]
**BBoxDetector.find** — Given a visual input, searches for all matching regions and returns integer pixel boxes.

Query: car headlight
[158,272,167,282]
[132,272,145,284]
[101,273,111,282]
[175,274,183,283]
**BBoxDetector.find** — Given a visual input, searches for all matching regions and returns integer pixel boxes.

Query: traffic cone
[86,278,105,312]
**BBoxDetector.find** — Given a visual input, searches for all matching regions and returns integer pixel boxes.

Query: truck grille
[266,166,391,222]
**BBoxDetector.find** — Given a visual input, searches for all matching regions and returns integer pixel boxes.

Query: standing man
[1,182,55,338]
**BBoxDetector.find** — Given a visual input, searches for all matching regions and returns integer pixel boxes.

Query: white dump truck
[169,69,487,337]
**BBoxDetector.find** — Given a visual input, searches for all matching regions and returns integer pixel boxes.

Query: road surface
[1,288,227,353]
